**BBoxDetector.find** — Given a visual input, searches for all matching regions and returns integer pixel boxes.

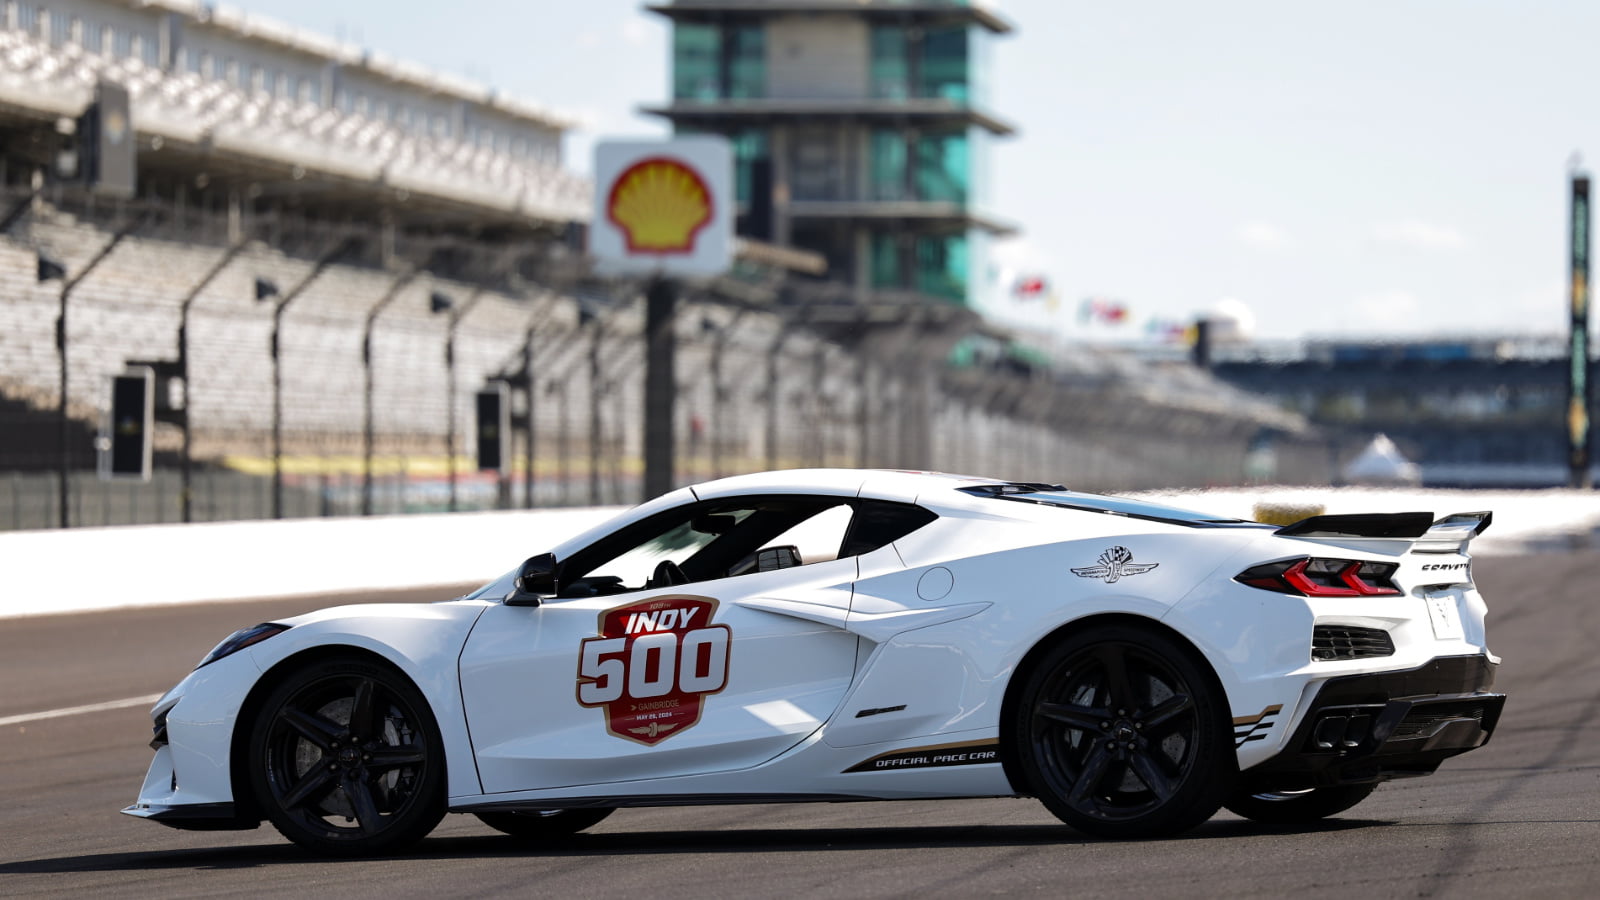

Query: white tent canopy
[1343,433,1422,486]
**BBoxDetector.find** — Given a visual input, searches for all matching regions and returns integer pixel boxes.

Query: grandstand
[1206,338,1586,487]
[1,0,1329,531]
[0,0,585,224]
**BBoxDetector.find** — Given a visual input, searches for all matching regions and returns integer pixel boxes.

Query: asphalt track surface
[2,556,1597,899]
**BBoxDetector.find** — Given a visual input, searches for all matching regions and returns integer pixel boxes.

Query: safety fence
[0,188,1333,531]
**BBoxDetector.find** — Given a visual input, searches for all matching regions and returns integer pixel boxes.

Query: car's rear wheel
[1013,624,1234,838]
[1223,783,1378,824]
[475,808,615,839]
[247,657,445,856]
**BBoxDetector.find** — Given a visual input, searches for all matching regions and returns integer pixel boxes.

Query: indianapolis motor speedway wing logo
[1071,546,1159,583]
[576,595,732,746]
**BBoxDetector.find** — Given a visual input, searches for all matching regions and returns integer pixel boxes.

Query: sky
[234,0,1600,343]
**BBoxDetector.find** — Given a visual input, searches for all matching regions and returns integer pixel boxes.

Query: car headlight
[196,623,289,669]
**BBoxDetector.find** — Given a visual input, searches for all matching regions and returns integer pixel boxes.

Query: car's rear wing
[1276,511,1492,554]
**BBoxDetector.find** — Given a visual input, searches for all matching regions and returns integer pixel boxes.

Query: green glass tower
[645,1,1014,306]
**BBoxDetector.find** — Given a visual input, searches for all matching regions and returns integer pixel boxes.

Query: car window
[756,503,853,565]
[587,508,757,590]
[555,496,938,598]
[840,500,939,557]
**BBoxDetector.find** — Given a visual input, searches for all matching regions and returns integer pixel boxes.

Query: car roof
[689,468,1010,504]
[545,470,1002,561]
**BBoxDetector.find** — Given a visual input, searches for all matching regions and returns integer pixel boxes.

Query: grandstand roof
[0,2,591,227]
[143,0,576,131]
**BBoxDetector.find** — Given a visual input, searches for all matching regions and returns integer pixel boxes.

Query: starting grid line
[0,694,164,728]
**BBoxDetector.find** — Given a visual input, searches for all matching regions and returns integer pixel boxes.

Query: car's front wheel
[1013,624,1235,838]
[1223,783,1378,824]
[247,657,446,856]
[475,808,615,839]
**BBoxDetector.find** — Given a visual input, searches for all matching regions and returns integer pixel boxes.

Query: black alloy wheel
[248,658,445,856]
[1014,625,1234,838]
[1223,783,1378,824]
[475,807,616,839]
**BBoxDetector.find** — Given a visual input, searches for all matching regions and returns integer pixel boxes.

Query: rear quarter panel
[837,512,1269,750]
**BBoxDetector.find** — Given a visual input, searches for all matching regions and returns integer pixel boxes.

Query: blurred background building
[645,0,1011,308]
[1204,337,1579,488]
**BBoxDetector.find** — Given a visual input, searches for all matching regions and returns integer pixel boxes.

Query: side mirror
[506,553,558,606]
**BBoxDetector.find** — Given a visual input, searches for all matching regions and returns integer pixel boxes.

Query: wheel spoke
[348,678,378,738]
[346,777,382,835]
[1142,693,1193,734]
[1067,742,1115,808]
[281,707,343,750]
[366,745,426,772]
[1095,646,1137,711]
[1128,749,1177,802]
[1036,701,1105,731]
[279,766,337,811]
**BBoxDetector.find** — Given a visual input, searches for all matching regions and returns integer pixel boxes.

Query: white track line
[0,694,164,728]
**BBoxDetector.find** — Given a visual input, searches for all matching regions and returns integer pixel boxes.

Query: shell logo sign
[607,158,712,254]
[592,137,732,276]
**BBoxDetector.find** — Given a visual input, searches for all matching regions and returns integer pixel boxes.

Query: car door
[458,495,864,795]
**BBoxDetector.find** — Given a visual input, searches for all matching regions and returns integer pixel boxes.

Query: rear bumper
[1242,654,1505,789]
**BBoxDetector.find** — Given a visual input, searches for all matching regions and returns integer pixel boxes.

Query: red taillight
[1235,557,1401,597]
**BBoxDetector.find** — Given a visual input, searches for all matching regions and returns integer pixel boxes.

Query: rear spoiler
[1277,511,1492,553]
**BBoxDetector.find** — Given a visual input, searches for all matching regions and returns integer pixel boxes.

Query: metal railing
[0,189,1334,531]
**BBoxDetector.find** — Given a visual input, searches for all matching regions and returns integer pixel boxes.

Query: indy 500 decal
[576,595,731,746]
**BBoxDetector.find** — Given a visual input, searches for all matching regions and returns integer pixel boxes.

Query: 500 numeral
[579,626,731,704]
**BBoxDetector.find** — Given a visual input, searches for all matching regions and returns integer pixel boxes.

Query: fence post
[361,267,419,517]
[47,213,149,528]
[588,321,603,506]
[272,236,359,519]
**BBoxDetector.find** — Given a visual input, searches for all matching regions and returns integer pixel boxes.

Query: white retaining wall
[0,506,621,618]
[4,487,1599,619]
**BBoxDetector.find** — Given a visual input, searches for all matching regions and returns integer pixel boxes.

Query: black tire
[1012,624,1235,839]
[475,808,615,839]
[247,657,446,856]
[1223,783,1378,824]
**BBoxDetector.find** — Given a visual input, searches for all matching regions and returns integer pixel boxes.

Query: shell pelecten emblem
[606,157,713,254]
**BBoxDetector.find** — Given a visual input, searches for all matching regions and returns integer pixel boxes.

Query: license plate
[1426,595,1464,641]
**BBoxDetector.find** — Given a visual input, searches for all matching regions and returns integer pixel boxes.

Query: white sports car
[124,469,1505,855]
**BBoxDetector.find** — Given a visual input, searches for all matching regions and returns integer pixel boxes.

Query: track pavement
[1,557,1596,898]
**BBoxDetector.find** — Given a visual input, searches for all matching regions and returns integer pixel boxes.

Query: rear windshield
[956,485,1262,528]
